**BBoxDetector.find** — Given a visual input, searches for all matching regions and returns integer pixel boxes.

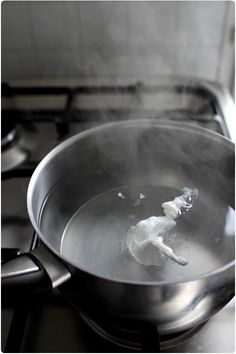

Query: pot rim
[27,119,235,286]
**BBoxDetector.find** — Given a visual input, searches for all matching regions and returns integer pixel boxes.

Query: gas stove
[1,77,235,352]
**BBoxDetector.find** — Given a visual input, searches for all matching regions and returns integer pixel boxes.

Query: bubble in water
[132,193,146,206]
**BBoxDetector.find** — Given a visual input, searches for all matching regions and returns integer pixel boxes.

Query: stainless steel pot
[2,119,235,334]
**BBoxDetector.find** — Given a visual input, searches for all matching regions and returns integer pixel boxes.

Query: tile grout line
[26,1,42,78]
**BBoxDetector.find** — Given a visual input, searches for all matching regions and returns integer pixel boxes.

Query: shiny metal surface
[32,245,71,288]
[80,312,207,350]
[201,81,236,142]
[1,130,17,147]
[1,145,29,173]
[1,255,39,278]
[164,298,235,353]
[1,78,234,352]
[61,266,234,335]
[1,125,37,173]
[26,120,234,333]
[7,292,233,353]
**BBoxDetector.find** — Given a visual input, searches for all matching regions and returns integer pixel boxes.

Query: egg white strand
[126,188,198,267]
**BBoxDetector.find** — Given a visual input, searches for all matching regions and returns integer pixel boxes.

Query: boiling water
[60,185,235,282]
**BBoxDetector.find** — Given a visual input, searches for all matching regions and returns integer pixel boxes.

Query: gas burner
[1,113,18,144]
[80,313,207,351]
[1,145,28,173]
[1,123,38,173]
[1,127,28,173]
[2,129,17,148]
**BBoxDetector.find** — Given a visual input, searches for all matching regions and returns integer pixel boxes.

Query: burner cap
[1,114,35,173]
[1,113,17,148]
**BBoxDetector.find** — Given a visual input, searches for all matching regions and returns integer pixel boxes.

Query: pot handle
[1,244,71,305]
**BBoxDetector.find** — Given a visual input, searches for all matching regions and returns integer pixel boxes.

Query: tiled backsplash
[1,1,234,87]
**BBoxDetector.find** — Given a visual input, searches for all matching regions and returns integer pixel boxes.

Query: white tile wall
[2,51,39,79]
[2,1,33,49]
[37,50,85,78]
[176,1,225,46]
[29,1,79,49]
[175,45,219,80]
[78,2,128,53]
[1,1,233,85]
[127,2,178,52]
[77,48,177,79]
[117,51,177,77]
